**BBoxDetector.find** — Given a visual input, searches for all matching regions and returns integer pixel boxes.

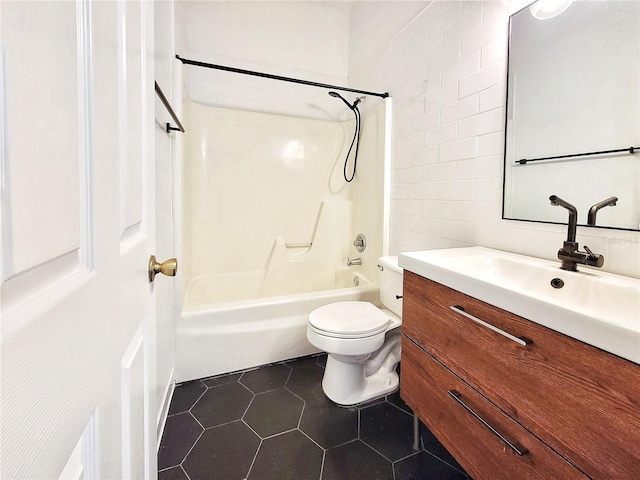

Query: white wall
[349,1,640,278]
[176,1,353,120]
[183,1,349,77]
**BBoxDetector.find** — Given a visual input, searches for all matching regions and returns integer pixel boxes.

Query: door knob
[148,255,178,282]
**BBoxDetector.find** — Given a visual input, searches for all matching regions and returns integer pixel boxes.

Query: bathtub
[175,270,380,382]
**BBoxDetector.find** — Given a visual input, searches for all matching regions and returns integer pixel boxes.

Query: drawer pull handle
[448,390,529,456]
[450,305,532,346]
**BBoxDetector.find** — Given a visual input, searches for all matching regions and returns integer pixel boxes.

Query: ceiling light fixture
[529,0,574,20]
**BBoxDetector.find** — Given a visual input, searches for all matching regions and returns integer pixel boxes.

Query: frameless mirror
[503,0,640,231]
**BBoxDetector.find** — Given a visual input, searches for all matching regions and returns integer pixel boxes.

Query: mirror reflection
[503,0,640,231]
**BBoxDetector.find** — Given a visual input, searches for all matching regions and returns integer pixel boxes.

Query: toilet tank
[378,256,403,317]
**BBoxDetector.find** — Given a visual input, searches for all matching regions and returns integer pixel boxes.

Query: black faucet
[549,195,604,272]
[587,196,618,226]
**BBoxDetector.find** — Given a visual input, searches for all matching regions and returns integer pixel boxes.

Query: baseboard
[156,368,175,449]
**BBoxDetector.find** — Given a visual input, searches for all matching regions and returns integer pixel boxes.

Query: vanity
[398,247,640,479]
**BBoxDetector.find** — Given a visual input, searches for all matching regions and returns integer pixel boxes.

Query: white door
[1,1,159,479]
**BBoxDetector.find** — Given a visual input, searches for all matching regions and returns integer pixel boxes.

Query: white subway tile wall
[349,1,639,277]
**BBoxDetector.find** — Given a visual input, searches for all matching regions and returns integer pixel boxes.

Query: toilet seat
[308,301,391,339]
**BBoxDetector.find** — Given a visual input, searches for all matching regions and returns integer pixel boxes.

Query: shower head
[328,91,357,110]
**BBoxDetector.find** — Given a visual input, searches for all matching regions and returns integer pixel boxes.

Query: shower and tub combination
[175,64,391,383]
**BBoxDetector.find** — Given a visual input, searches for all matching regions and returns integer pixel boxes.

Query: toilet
[307,256,403,406]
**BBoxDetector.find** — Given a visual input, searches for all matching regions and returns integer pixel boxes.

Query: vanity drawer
[400,337,587,480]
[402,271,640,478]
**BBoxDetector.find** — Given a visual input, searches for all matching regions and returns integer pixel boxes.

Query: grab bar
[285,243,312,248]
[155,81,185,134]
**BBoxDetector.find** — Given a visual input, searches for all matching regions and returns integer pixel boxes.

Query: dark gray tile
[201,372,242,387]
[158,413,203,470]
[168,381,206,415]
[360,401,416,461]
[285,364,326,402]
[243,388,304,438]
[285,354,324,369]
[387,390,413,414]
[240,363,292,393]
[191,382,253,428]
[394,451,468,480]
[183,421,260,480]
[158,466,189,480]
[159,359,463,480]
[420,423,466,473]
[316,353,327,367]
[248,430,323,480]
[300,397,358,449]
[322,440,393,480]
[355,395,387,410]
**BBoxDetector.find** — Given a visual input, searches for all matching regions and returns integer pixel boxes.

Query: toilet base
[322,355,399,406]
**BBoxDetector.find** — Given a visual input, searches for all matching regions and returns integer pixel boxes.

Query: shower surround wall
[348,0,640,278]
[183,99,384,305]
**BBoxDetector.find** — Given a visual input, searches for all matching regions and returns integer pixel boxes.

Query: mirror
[503,0,640,231]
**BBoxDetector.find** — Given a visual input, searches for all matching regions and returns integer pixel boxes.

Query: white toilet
[307,256,403,406]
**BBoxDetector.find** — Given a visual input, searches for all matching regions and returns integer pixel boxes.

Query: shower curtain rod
[176,55,389,99]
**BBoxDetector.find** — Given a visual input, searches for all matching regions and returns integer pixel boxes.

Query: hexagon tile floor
[158,354,469,480]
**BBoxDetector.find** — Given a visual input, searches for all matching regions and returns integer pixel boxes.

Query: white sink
[399,247,640,364]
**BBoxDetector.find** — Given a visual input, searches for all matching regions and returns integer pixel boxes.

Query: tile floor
[158,354,469,480]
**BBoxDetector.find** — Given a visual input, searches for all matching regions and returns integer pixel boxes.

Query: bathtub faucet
[347,257,362,266]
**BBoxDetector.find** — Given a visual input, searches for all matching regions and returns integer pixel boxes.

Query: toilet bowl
[307,256,403,406]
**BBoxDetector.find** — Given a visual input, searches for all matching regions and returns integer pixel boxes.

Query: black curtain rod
[516,146,638,165]
[176,55,389,99]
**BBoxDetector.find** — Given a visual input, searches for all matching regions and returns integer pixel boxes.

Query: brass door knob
[148,255,178,282]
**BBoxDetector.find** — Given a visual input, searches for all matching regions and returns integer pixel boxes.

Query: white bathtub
[175,272,380,382]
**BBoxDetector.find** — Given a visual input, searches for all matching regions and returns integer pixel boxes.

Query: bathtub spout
[364,331,401,376]
[347,257,362,266]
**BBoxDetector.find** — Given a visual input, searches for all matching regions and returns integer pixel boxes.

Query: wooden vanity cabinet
[402,338,588,479]
[400,270,640,479]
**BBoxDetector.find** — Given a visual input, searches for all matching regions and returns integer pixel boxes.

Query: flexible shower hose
[343,106,361,182]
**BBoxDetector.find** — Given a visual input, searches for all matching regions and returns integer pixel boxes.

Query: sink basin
[399,247,640,364]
